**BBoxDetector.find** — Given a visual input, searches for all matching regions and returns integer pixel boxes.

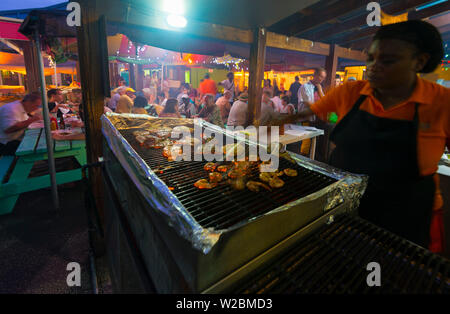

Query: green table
[0,128,86,215]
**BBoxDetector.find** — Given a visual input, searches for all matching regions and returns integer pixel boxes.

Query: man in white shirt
[298,67,326,121]
[227,93,249,127]
[0,93,42,155]
[219,72,239,100]
[297,67,327,155]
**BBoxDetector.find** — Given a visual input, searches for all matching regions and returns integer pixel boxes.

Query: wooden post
[77,0,111,220]
[129,63,136,89]
[324,44,338,91]
[18,41,40,93]
[247,27,267,126]
[136,64,144,91]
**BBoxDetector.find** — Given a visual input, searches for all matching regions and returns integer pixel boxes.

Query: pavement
[0,159,113,293]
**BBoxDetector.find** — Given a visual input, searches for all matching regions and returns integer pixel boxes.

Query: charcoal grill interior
[118,125,337,230]
[227,214,449,294]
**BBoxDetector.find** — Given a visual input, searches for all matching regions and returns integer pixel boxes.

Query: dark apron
[329,95,435,248]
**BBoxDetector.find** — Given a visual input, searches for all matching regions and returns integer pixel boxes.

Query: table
[229,124,324,160]
[0,128,86,215]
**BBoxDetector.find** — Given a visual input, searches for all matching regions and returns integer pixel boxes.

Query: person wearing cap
[283,20,449,252]
[216,91,233,123]
[227,92,249,127]
[179,94,197,118]
[115,87,135,114]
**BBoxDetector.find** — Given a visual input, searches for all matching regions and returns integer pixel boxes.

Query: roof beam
[0,38,22,55]
[266,32,330,55]
[339,0,450,46]
[336,46,367,61]
[310,0,432,42]
[288,0,368,37]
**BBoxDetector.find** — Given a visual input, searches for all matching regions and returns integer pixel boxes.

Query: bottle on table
[59,116,65,130]
[50,117,58,131]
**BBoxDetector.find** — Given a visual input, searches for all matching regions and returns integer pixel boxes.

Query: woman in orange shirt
[289,21,449,252]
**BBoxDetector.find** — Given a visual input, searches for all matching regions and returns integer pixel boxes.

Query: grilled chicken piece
[246,181,272,192]
[209,172,223,183]
[204,162,217,172]
[194,179,217,190]
[217,165,230,173]
[269,177,285,189]
[283,168,298,177]
[259,172,273,183]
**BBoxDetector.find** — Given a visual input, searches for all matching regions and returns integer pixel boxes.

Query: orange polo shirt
[199,78,217,95]
[310,78,450,210]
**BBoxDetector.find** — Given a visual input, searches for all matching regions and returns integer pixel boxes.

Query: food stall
[20,0,449,294]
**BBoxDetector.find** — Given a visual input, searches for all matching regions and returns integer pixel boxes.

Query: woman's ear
[414,52,431,72]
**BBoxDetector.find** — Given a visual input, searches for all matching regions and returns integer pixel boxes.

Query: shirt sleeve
[309,84,344,117]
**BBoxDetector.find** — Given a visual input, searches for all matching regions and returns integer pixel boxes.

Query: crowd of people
[105,69,337,131]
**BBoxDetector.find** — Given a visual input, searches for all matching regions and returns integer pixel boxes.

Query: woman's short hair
[163,98,178,113]
[134,96,148,108]
[281,96,290,103]
[373,20,444,73]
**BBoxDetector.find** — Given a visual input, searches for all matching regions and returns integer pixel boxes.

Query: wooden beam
[336,46,367,62]
[247,28,267,126]
[310,0,432,42]
[427,12,450,28]
[77,0,110,221]
[266,32,330,56]
[288,0,368,36]
[0,38,22,55]
[339,1,450,46]
[325,44,338,90]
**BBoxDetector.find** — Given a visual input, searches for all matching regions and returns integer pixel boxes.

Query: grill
[119,127,337,230]
[103,117,363,293]
[228,214,449,294]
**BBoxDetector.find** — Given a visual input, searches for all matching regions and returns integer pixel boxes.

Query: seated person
[227,92,249,127]
[259,90,280,126]
[198,94,224,128]
[279,95,295,115]
[179,95,197,118]
[132,96,158,116]
[271,90,283,113]
[159,98,181,118]
[47,89,70,117]
[216,91,232,123]
[115,88,135,113]
[0,93,42,155]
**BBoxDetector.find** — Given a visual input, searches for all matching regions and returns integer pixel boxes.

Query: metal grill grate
[119,128,337,230]
[232,214,450,294]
